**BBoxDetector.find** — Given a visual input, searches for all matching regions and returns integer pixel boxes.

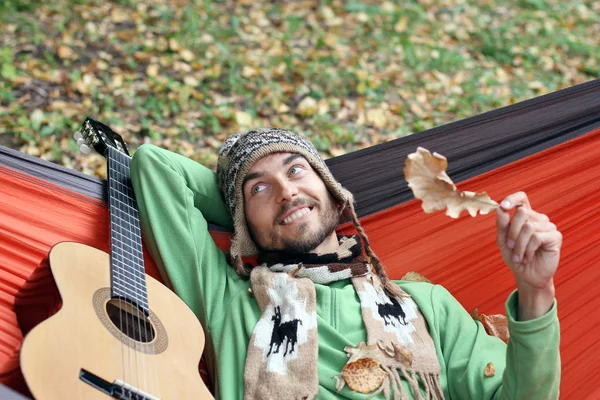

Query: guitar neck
[106,146,149,313]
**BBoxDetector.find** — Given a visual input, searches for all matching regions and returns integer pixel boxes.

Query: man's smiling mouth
[281,206,313,225]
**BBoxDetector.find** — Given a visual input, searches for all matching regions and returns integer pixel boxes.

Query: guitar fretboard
[107,147,149,313]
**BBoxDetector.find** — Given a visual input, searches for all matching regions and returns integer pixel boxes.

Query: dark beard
[254,196,340,256]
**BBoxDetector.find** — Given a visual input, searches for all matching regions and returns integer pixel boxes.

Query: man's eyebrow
[283,154,305,166]
[243,171,264,187]
[243,154,306,188]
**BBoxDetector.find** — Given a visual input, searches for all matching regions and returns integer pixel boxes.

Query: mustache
[274,197,319,225]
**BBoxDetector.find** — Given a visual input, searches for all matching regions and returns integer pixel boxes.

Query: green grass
[0,0,598,177]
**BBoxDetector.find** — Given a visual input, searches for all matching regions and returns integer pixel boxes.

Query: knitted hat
[216,127,354,261]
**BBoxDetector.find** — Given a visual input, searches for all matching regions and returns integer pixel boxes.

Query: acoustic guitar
[20,119,213,400]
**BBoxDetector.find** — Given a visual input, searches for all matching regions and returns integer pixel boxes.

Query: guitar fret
[112,286,148,308]
[113,249,144,271]
[112,273,145,292]
[110,157,130,170]
[111,199,136,215]
[106,147,149,313]
[111,231,142,248]
[111,267,146,292]
[110,207,140,228]
[111,224,143,245]
[111,242,142,262]
[112,275,146,295]
[110,180,135,200]
[110,214,140,233]
[112,197,138,213]
[111,278,143,293]
[112,268,148,297]
[110,215,142,239]
[111,236,143,257]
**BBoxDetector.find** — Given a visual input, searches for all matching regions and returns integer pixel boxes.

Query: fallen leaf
[366,108,388,129]
[235,110,253,127]
[183,75,199,87]
[146,64,159,77]
[377,342,413,367]
[296,97,318,117]
[404,147,498,218]
[400,271,431,283]
[168,38,180,51]
[110,8,128,23]
[394,17,408,33]
[180,49,194,62]
[341,358,387,394]
[484,362,495,377]
[30,109,45,130]
[57,45,74,59]
[242,66,258,78]
[329,146,346,157]
[276,103,290,114]
[472,309,510,343]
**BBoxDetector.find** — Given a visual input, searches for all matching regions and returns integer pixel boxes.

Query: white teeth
[282,207,311,225]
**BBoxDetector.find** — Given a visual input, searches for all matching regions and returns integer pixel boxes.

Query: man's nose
[276,180,298,203]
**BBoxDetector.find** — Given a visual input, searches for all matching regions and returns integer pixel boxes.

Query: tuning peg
[73,131,83,141]
[80,144,92,154]
[76,138,86,146]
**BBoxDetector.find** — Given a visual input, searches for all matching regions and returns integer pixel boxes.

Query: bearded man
[131,128,561,400]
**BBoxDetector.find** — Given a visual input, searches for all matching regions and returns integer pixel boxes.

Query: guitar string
[116,150,156,398]
[111,150,138,398]
[108,152,127,397]
[118,151,145,398]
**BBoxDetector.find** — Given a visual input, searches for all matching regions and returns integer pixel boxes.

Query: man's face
[243,152,340,254]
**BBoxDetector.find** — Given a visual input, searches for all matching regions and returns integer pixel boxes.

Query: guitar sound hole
[105,299,156,343]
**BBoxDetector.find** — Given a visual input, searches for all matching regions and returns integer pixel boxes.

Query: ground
[0,0,598,178]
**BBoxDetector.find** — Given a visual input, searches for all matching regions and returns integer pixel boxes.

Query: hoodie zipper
[330,288,337,329]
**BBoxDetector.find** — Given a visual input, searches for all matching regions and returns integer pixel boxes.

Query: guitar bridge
[80,368,161,400]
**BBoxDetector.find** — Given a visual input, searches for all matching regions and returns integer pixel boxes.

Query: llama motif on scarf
[244,267,319,399]
[344,275,444,400]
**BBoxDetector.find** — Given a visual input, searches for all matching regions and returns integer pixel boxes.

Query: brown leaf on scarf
[404,147,498,218]
[377,341,413,367]
[472,309,510,343]
[400,271,432,283]
[484,362,496,377]
[341,358,387,394]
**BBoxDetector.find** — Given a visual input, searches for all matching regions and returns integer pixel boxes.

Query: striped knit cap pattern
[216,128,354,259]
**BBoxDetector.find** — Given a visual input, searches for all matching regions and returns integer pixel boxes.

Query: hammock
[1,78,599,399]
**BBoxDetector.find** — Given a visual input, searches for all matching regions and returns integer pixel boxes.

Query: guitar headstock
[73,118,130,157]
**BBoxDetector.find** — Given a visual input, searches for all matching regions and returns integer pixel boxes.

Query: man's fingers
[513,222,535,263]
[523,233,542,265]
[496,207,511,248]
[499,191,531,211]
[523,231,563,265]
[506,207,529,250]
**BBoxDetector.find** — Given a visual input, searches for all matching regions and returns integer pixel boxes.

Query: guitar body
[21,242,213,400]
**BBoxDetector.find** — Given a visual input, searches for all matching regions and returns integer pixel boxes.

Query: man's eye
[251,184,267,195]
[289,166,304,176]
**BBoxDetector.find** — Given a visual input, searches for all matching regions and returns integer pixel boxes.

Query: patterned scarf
[243,237,444,400]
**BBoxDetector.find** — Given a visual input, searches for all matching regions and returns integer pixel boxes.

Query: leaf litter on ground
[0,0,598,178]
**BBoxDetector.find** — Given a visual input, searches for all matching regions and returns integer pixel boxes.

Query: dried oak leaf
[341,358,387,394]
[404,147,498,218]
[484,362,496,377]
[472,309,510,344]
[400,271,432,283]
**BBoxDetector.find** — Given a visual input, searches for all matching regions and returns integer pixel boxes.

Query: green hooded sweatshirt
[130,144,560,400]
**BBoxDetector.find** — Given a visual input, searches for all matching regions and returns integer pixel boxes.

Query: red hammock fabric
[1,127,599,398]
[340,127,600,399]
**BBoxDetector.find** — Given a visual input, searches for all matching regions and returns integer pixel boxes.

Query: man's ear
[338,201,352,223]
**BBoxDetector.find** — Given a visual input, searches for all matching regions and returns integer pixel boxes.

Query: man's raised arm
[130,144,243,328]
